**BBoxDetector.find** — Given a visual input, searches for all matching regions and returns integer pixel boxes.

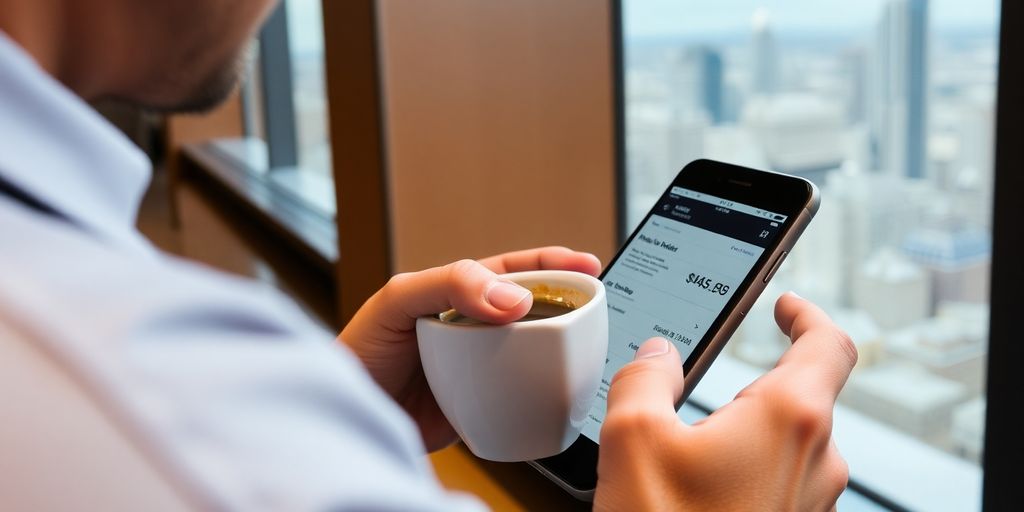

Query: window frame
[611,0,628,244]
[256,2,300,170]
[982,0,1020,508]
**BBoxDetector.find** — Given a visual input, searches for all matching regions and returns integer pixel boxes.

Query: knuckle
[832,328,859,369]
[379,272,419,309]
[828,453,851,496]
[792,403,832,442]
[602,407,666,440]
[383,272,414,293]
[374,271,418,309]
[446,258,481,278]
[608,361,643,388]
[609,360,673,394]
[794,408,833,444]
[446,259,491,298]
[767,387,833,442]
[445,259,484,285]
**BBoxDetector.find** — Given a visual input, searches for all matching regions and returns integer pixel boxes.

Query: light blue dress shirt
[0,32,484,511]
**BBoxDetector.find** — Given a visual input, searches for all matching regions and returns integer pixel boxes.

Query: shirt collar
[0,31,154,251]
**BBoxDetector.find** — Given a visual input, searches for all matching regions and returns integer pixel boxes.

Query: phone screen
[582,185,789,443]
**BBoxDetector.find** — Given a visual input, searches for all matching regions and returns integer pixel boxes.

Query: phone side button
[763,251,788,283]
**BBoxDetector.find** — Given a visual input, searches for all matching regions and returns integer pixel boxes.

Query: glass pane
[253,0,336,219]
[623,1,998,509]
[241,40,267,143]
[285,0,332,178]
[231,40,272,173]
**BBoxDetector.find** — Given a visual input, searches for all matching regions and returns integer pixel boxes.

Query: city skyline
[625,0,998,41]
[623,0,996,475]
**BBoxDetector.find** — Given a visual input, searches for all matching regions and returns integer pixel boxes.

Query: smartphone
[528,159,820,499]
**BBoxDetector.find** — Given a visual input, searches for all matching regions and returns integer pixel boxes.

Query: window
[231,0,335,219]
[285,0,332,179]
[622,1,999,509]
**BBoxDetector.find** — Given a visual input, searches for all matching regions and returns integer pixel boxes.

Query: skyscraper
[673,46,724,124]
[870,0,928,179]
[751,8,779,96]
[695,47,724,124]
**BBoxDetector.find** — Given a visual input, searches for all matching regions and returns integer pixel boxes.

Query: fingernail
[485,280,531,310]
[635,338,669,360]
[788,291,803,300]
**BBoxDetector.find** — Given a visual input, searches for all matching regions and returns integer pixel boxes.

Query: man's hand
[595,292,857,511]
[340,246,602,451]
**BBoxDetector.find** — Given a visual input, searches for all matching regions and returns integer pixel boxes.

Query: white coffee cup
[416,270,608,462]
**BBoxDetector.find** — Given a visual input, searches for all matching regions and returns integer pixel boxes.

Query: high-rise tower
[871,0,928,179]
[751,8,779,96]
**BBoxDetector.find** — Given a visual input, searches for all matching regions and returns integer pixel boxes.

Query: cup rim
[419,270,605,329]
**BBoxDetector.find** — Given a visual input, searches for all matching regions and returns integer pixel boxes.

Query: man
[0,1,856,510]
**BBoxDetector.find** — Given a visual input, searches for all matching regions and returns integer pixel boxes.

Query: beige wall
[377,0,618,273]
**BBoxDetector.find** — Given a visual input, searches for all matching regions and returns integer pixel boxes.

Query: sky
[624,0,1001,40]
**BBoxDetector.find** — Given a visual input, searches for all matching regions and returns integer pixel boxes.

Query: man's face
[112,0,277,112]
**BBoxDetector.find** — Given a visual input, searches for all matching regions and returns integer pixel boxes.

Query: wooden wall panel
[377,0,617,272]
[323,0,393,324]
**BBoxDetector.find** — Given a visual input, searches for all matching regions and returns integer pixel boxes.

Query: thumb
[372,259,534,332]
[605,337,685,425]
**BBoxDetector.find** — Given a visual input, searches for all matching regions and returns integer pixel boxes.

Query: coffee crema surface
[441,283,590,324]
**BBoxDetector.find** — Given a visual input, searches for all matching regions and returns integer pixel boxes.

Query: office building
[870,0,928,179]
[902,227,991,310]
[669,46,724,125]
[731,280,791,369]
[840,363,967,448]
[625,103,707,228]
[693,47,724,124]
[852,248,930,329]
[741,93,845,184]
[786,193,845,305]
[831,309,884,371]
[818,169,931,306]
[885,302,989,394]
[956,95,996,229]
[751,8,779,96]
[951,397,985,463]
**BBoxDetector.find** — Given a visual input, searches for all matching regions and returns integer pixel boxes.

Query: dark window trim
[179,141,337,274]
[322,0,393,325]
[257,2,299,170]
[983,1,1020,509]
[610,0,627,243]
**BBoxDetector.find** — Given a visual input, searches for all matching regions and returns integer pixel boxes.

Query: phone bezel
[531,159,818,496]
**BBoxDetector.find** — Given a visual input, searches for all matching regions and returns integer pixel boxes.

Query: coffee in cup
[442,283,586,324]
[416,270,609,462]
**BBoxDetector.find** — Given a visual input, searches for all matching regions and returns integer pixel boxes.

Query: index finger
[477,246,602,276]
[772,292,858,401]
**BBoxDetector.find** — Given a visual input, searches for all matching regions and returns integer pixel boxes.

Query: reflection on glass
[624,0,997,474]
